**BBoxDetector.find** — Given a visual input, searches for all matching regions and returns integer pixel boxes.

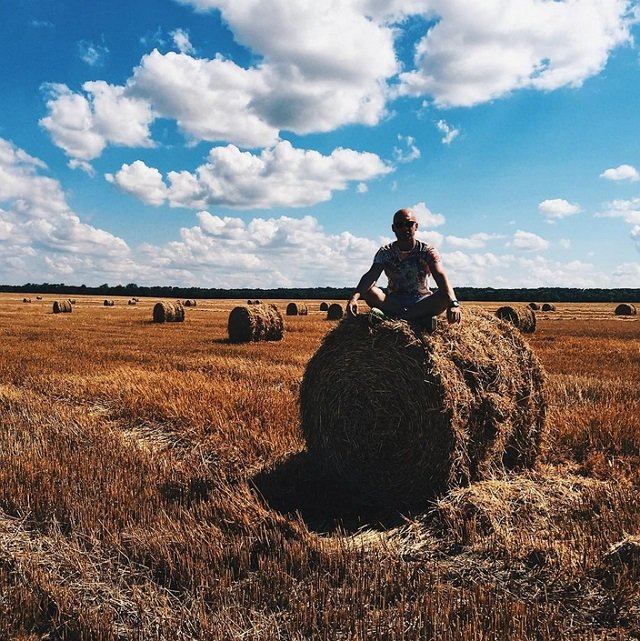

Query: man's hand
[447,306,461,324]
[347,297,359,317]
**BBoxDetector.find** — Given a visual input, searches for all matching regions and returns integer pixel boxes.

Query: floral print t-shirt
[373,241,440,297]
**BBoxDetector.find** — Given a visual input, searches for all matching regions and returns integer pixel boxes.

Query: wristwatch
[448,300,460,309]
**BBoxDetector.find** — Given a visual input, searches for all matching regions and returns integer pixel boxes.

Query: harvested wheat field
[0,295,638,640]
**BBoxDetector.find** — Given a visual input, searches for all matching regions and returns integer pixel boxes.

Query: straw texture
[299,309,546,507]
[228,304,284,343]
[495,305,536,333]
[152,302,185,323]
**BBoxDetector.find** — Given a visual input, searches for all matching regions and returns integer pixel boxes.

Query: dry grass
[0,296,638,640]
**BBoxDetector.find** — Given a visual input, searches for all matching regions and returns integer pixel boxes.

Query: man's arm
[430,260,461,324]
[347,263,384,317]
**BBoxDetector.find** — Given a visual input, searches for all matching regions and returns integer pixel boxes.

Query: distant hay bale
[528,302,540,310]
[541,303,556,312]
[286,302,308,316]
[246,299,262,305]
[103,299,115,307]
[36,296,42,300]
[299,309,546,507]
[183,299,197,307]
[327,303,344,320]
[320,302,329,311]
[153,301,185,323]
[52,300,72,314]
[128,299,137,305]
[495,305,536,333]
[227,304,284,343]
[68,299,76,305]
[22,298,31,303]
[614,303,637,316]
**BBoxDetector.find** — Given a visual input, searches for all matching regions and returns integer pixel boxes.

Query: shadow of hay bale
[299,309,546,510]
[250,452,413,533]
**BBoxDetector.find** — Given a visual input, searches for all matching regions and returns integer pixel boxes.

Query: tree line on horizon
[2,282,639,303]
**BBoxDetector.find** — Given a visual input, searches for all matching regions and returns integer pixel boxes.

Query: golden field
[0,294,638,640]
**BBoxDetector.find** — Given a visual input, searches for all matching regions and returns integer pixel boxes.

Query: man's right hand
[347,298,359,317]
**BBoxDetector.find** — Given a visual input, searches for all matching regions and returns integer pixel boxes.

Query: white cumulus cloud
[595,198,640,224]
[40,82,155,161]
[446,232,502,249]
[538,198,582,221]
[600,164,640,182]
[0,138,132,282]
[399,0,636,107]
[411,201,446,227]
[510,230,549,252]
[107,141,391,209]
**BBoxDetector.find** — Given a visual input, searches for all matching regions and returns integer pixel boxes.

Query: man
[347,208,461,324]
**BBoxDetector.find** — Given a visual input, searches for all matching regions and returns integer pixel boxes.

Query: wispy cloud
[392,134,420,163]
[435,119,460,145]
[171,28,196,54]
[78,40,109,67]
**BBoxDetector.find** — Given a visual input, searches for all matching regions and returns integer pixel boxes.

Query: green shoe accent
[369,307,388,320]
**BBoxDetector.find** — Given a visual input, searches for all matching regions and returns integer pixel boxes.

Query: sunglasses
[395,220,417,229]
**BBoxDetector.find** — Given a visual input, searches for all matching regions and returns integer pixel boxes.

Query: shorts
[386,292,430,308]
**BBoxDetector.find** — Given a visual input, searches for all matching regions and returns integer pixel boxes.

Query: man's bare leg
[363,287,406,317]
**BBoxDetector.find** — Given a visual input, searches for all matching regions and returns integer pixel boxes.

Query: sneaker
[369,307,388,320]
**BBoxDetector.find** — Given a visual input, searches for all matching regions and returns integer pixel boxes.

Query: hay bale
[103,299,115,307]
[183,299,197,307]
[128,299,137,305]
[614,303,637,316]
[541,303,556,312]
[528,302,540,310]
[286,302,308,316]
[299,309,546,507]
[22,298,31,303]
[68,299,76,305]
[36,296,42,300]
[327,303,344,320]
[52,300,72,314]
[320,302,329,311]
[153,301,185,323]
[495,305,536,333]
[227,304,284,343]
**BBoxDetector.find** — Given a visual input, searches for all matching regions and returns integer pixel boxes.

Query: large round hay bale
[528,302,540,310]
[299,309,546,507]
[183,299,197,307]
[286,302,308,316]
[227,304,284,343]
[22,298,31,303]
[319,302,329,311]
[495,305,536,333]
[52,300,72,314]
[153,301,185,323]
[103,299,115,307]
[327,303,344,320]
[614,303,637,316]
[128,299,137,305]
[541,303,556,312]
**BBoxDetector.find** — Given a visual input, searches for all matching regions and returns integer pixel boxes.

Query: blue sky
[1,0,639,289]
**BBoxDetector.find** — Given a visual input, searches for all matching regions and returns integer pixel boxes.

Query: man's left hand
[447,306,461,324]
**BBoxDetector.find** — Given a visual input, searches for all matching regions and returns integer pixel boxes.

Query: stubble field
[0,294,639,640]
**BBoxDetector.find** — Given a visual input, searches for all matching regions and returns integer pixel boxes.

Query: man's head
[392,208,418,241]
